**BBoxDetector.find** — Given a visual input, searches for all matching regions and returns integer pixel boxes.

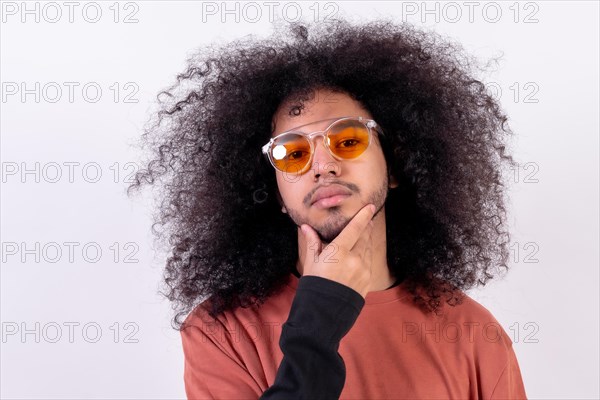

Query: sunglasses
[262,116,384,174]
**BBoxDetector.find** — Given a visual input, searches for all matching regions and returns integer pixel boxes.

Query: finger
[301,224,322,263]
[365,232,374,272]
[351,219,373,255]
[334,203,376,251]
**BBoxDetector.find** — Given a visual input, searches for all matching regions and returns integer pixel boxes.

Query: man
[128,18,527,399]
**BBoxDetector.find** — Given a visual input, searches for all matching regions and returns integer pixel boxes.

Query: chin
[316,216,352,242]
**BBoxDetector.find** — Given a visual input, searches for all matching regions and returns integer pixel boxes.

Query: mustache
[304,179,359,206]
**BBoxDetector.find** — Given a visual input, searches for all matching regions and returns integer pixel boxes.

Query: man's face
[270,88,396,243]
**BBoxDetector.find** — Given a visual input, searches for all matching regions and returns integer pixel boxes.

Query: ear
[389,173,399,189]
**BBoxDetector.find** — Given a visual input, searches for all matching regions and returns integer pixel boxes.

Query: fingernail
[370,204,376,213]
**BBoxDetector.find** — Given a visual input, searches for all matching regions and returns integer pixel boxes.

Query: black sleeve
[259,275,366,400]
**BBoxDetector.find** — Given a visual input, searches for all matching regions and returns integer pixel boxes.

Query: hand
[300,203,376,299]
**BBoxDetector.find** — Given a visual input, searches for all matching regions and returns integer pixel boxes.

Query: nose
[310,135,341,178]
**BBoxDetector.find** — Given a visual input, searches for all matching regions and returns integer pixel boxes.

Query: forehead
[271,89,372,137]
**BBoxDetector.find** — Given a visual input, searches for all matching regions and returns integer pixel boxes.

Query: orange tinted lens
[271,133,311,173]
[328,120,370,158]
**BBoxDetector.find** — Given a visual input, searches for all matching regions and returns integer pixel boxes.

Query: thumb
[301,224,322,262]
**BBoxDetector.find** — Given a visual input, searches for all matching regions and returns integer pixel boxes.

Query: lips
[311,184,352,205]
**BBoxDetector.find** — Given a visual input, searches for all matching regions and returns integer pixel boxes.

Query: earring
[282,207,287,214]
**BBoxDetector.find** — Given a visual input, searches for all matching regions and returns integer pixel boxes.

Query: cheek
[282,176,320,209]
[275,174,287,198]
[358,152,387,178]
[275,173,303,203]
[353,155,388,192]
[370,149,389,176]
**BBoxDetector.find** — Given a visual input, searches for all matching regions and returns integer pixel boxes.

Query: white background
[1,1,598,399]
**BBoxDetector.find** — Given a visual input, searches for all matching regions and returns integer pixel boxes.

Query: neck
[295,206,396,292]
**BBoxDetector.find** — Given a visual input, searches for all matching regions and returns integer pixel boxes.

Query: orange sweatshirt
[181,273,527,399]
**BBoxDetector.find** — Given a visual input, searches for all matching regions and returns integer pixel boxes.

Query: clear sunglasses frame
[261,116,384,174]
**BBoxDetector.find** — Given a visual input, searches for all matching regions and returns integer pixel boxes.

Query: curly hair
[127,17,517,330]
